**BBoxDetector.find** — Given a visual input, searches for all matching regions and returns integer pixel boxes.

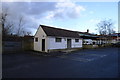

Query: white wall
[71,39,82,48]
[34,26,48,52]
[48,37,67,49]
[47,37,82,50]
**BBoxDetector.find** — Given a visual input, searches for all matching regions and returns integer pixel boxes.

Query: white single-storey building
[34,25,83,52]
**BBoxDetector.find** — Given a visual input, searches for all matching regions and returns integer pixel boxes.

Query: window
[35,37,38,42]
[75,39,79,42]
[56,38,62,42]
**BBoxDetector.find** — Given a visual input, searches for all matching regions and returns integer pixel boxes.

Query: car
[112,42,120,47]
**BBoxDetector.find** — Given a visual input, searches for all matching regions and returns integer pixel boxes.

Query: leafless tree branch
[96,19,115,35]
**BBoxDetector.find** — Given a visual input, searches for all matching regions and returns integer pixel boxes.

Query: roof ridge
[40,24,81,38]
[40,24,78,33]
[40,25,97,36]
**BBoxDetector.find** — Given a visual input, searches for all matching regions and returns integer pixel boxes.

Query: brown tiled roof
[40,25,81,38]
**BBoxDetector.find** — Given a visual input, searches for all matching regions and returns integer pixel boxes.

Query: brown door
[42,39,45,51]
[67,39,71,49]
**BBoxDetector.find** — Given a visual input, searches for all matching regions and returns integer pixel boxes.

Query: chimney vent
[87,29,89,33]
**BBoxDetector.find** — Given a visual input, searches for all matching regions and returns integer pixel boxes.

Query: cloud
[2,2,56,16]
[2,2,56,27]
[2,2,85,22]
[45,1,85,20]
[2,1,86,34]
[2,0,120,2]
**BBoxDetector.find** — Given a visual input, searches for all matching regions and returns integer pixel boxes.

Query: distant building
[110,33,120,43]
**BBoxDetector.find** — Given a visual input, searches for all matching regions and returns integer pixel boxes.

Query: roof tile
[40,25,80,38]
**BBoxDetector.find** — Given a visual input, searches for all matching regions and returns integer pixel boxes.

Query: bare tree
[96,19,115,35]
[22,30,32,36]
[1,8,14,36]
[16,15,26,36]
[4,21,14,35]
[1,7,32,37]
[26,31,32,36]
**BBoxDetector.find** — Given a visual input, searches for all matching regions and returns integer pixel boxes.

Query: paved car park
[57,51,108,62]
[2,47,119,78]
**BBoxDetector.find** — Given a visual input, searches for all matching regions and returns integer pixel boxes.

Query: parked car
[112,42,120,47]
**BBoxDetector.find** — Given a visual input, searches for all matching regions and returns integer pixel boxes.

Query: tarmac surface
[2,47,120,78]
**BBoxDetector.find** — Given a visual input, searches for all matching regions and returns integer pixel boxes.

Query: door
[67,39,71,49]
[42,39,45,51]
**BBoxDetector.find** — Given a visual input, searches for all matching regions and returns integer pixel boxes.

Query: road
[2,47,119,78]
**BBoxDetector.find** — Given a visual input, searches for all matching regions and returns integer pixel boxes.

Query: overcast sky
[2,0,118,35]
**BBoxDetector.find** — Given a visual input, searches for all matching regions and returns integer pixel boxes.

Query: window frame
[75,39,79,42]
[55,38,62,42]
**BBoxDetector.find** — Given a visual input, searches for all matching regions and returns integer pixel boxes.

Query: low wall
[98,43,112,47]
[22,41,33,51]
[3,39,34,53]
[3,41,23,53]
